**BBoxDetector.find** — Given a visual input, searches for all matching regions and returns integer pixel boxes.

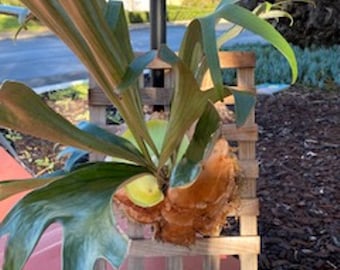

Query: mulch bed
[256,86,339,269]
[2,86,340,269]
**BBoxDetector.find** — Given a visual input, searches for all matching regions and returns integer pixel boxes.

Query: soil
[2,86,339,269]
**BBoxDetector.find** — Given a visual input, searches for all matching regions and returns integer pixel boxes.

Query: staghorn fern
[0,1,297,269]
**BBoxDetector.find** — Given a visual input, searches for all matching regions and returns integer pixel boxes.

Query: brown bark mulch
[256,86,339,269]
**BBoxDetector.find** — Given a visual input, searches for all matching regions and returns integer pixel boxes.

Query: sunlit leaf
[0,162,148,270]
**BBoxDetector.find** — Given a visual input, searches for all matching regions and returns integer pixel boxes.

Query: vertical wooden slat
[203,255,220,270]
[127,221,145,270]
[236,66,258,270]
[202,229,221,270]
[166,257,183,270]
[88,105,107,161]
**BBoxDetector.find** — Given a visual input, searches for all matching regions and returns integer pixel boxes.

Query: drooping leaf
[170,102,220,187]
[0,81,148,167]
[180,1,297,100]
[0,162,148,270]
[214,3,298,83]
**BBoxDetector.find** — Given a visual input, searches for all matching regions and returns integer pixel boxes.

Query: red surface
[0,147,32,221]
[0,147,239,269]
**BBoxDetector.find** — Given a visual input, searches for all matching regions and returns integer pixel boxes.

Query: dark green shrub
[222,44,340,88]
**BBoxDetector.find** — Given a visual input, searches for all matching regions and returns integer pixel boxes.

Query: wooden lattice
[89,51,259,270]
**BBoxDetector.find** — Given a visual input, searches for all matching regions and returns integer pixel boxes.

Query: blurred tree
[239,0,340,47]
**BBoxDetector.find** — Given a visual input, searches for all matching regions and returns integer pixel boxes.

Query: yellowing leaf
[125,174,164,207]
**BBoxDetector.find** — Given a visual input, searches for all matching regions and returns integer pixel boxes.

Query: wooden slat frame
[129,236,261,257]
[89,51,259,270]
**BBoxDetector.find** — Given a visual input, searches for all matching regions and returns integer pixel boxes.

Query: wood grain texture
[129,236,260,257]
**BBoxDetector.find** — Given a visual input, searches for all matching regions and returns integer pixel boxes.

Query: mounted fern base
[114,137,241,246]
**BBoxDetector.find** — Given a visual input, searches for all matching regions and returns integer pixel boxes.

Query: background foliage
[239,0,340,47]
[222,44,340,88]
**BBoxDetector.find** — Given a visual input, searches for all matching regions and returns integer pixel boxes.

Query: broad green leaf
[170,102,220,187]
[0,178,56,201]
[232,89,256,126]
[0,81,148,167]
[0,162,148,270]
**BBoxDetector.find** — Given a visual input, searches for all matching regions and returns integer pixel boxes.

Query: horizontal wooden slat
[134,51,172,69]
[88,87,110,106]
[89,86,173,106]
[135,51,256,69]
[93,121,258,142]
[141,87,173,105]
[222,124,258,141]
[228,199,259,216]
[219,51,256,69]
[128,236,260,257]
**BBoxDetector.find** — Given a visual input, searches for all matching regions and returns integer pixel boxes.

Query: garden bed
[1,85,339,269]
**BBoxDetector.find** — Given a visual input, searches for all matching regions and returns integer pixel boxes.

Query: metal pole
[150,0,166,50]
[150,0,166,110]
